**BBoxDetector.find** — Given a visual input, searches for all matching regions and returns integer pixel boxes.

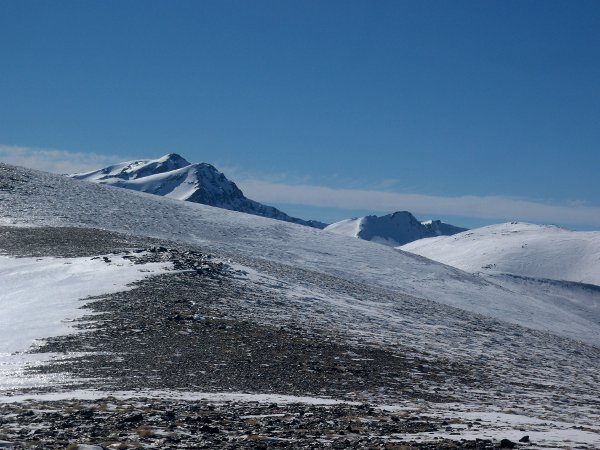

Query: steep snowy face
[71,154,327,229]
[94,162,246,203]
[401,222,600,286]
[325,211,466,246]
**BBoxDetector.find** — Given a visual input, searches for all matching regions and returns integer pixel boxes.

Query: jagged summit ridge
[325,211,467,246]
[71,154,327,229]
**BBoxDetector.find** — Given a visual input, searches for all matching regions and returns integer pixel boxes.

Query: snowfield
[401,222,600,286]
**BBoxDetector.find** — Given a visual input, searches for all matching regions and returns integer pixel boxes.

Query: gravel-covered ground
[0,396,507,449]
[31,247,470,403]
[0,226,515,449]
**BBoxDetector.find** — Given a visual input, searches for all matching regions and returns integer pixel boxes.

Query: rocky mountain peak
[71,154,327,229]
[325,211,466,246]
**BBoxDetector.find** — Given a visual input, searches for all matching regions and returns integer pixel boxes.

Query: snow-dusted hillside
[325,211,467,246]
[401,222,600,286]
[3,163,599,347]
[3,163,600,448]
[71,153,327,229]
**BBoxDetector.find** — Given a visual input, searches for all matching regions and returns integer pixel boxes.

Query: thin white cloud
[238,179,600,227]
[0,144,128,174]
[2,144,599,227]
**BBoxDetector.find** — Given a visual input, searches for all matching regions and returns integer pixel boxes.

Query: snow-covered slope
[401,222,600,286]
[325,211,467,246]
[3,163,600,348]
[71,154,327,229]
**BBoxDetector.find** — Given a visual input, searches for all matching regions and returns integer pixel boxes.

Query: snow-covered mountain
[71,153,327,229]
[401,222,600,286]
[325,211,467,246]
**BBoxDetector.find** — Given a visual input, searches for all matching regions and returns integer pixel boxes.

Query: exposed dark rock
[499,438,516,448]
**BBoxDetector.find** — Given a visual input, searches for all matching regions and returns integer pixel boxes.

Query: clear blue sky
[1,0,599,229]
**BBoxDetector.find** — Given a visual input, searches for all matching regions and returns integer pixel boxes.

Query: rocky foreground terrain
[0,395,509,449]
[0,226,522,449]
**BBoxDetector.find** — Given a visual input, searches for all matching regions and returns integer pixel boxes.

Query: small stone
[199,424,220,433]
[123,412,144,423]
[500,438,516,448]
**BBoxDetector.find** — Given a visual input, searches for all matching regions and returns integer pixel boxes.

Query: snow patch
[0,390,359,406]
[0,254,169,392]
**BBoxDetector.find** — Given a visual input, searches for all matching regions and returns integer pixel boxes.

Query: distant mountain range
[71,153,327,229]
[325,211,467,246]
[71,154,472,246]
